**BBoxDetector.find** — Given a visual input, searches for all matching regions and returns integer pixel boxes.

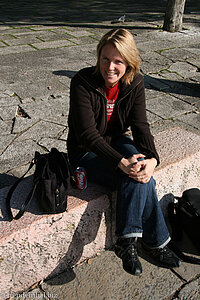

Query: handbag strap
[6,159,35,221]
[61,151,76,186]
[50,148,76,186]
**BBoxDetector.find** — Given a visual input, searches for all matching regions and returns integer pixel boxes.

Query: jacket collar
[77,66,142,97]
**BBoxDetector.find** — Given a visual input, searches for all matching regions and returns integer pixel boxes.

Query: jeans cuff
[142,236,171,249]
[157,236,171,249]
[119,232,143,238]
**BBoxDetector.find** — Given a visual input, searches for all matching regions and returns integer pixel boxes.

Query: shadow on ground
[53,69,200,100]
[45,196,112,283]
[0,0,166,25]
[144,75,200,98]
[0,174,19,189]
[0,0,199,26]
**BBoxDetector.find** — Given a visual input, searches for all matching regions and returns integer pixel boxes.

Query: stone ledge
[0,127,200,296]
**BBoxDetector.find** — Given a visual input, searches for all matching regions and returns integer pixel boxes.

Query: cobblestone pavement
[0,0,200,299]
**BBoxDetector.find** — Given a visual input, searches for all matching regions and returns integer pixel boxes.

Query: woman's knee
[112,135,140,158]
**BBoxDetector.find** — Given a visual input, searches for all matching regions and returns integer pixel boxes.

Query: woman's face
[99,43,128,88]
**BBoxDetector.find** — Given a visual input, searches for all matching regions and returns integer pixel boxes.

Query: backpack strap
[6,159,35,221]
[168,198,183,241]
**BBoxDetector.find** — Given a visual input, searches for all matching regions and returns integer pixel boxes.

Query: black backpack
[6,148,75,221]
[168,188,200,264]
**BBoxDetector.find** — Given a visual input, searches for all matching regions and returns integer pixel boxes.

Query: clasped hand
[118,154,157,183]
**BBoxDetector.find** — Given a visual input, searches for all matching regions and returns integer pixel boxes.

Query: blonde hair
[95,28,141,85]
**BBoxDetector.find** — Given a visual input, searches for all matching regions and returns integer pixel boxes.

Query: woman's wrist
[118,157,127,169]
[118,157,129,173]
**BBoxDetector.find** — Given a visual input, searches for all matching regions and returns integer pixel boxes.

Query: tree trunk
[163,0,186,32]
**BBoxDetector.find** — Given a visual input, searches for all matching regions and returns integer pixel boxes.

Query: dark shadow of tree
[53,69,200,100]
[144,75,200,98]
[0,0,198,27]
[0,0,166,25]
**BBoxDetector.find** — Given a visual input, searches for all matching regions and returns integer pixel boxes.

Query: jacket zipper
[111,79,142,126]
[78,72,142,133]
[96,88,108,135]
[78,73,108,134]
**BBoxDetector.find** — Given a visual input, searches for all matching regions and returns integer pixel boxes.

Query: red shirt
[105,82,120,122]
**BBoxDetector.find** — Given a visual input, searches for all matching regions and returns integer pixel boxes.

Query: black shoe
[142,243,182,268]
[114,237,142,276]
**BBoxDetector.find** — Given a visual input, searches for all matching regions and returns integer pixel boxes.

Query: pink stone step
[0,182,111,298]
[0,127,199,297]
[154,127,200,201]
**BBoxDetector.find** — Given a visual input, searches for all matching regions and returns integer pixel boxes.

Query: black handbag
[6,148,75,221]
[168,188,200,264]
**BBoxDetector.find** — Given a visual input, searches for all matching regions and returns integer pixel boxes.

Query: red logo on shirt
[105,83,120,122]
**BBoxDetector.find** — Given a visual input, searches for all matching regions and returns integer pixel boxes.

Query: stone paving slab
[0,120,12,136]
[168,87,200,105]
[195,101,200,110]
[159,47,198,62]
[0,95,20,106]
[140,51,172,74]
[187,56,200,69]
[0,106,18,121]
[0,44,36,55]
[0,140,42,172]
[146,110,162,124]
[40,251,183,300]
[0,135,15,155]
[156,70,184,81]
[145,88,162,100]
[175,260,200,283]
[146,94,194,119]
[3,36,42,46]
[176,112,200,130]
[0,41,6,46]
[0,44,97,98]
[13,120,65,142]
[15,95,70,121]
[174,278,200,300]
[168,62,198,79]
[31,39,75,50]
[69,36,99,45]
[37,136,68,154]
[138,39,176,54]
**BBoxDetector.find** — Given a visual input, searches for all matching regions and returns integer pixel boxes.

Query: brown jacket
[67,66,159,169]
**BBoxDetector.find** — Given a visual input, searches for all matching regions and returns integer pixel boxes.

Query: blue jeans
[68,135,170,248]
